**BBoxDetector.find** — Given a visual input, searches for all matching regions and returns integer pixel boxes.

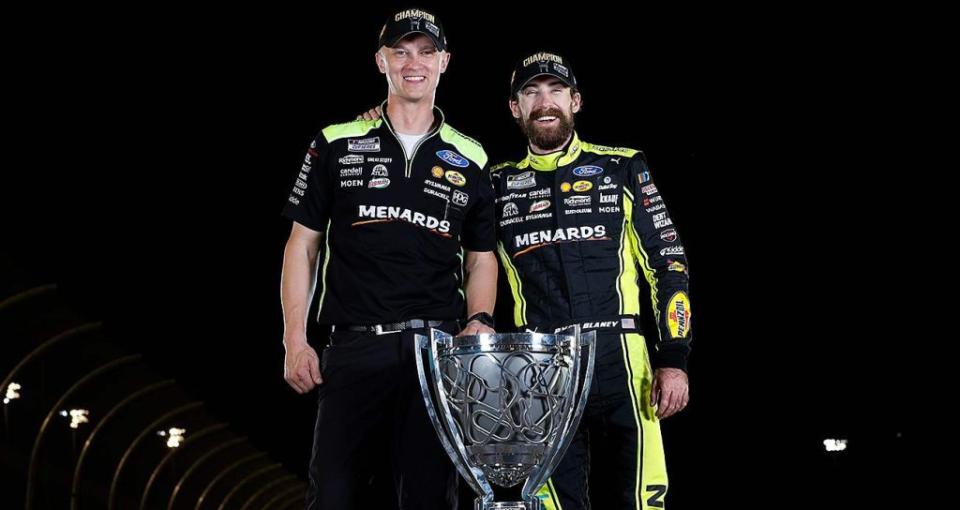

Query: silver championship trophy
[415,328,596,510]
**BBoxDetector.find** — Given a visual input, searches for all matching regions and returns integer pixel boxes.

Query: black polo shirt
[282,107,495,325]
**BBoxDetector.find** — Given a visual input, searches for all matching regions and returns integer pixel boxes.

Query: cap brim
[513,71,575,95]
[382,30,445,51]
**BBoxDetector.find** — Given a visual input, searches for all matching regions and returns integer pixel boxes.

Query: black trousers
[305,322,459,510]
[537,331,669,510]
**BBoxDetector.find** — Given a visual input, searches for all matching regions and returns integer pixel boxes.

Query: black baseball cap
[510,51,578,97]
[378,7,447,51]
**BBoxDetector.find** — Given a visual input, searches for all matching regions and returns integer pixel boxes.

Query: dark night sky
[3,2,916,506]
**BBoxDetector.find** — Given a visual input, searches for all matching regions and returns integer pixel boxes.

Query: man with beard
[280,8,497,509]
[489,51,692,510]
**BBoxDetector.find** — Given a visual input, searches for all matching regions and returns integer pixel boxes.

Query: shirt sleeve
[624,152,692,371]
[281,133,333,232]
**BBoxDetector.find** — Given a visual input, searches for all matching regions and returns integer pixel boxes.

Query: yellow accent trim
[316,219,333,320]
[320,119,381,143]
[624,189,661,324]
[490,161,517,173]
[439,124,488,169]
[535,479,561,510]
[497,242,527,326]
[548,478,564,510]
[619,332,645,510]
[617,212,642,316]
[580,142,640,158]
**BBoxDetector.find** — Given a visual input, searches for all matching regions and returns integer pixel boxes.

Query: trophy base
[475,499,541,510]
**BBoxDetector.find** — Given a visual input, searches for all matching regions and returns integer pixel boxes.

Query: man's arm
[280,130,333,394]
[280,222,324,393]
[459,250,497,336]
[624,152,692,419]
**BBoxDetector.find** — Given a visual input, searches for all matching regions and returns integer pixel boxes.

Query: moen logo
[515,225,607,249]
[357,205,451,233]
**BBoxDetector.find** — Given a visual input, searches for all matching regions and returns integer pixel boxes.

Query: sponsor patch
[368,177,390,189]
[660,229,678,242]
[530,200,551,212]
[573,165,603,177]
[507,171,536,190]
[667,292,691,338]
[445,170,466,187]
[436,150,470,168]
[348,137,380,152]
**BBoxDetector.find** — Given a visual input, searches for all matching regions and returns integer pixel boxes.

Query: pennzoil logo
[573,180,593,192]
[667,292,691,338]
[445,170,466,187]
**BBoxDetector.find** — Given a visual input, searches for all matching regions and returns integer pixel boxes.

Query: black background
[4,1,916,507]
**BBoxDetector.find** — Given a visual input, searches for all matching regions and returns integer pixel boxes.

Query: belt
[520,315,642,334]
[332,319,449,335]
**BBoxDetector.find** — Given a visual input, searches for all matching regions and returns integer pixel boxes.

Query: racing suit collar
[379,99,445,137]
[519,131,582,171]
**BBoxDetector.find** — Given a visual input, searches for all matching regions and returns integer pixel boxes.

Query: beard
[520,106,575,151]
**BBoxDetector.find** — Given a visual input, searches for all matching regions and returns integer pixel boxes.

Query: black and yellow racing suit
[491,132,691,509]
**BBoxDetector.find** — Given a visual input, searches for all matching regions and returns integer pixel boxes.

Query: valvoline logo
[572,165,603,177]
[436,150,469,168]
